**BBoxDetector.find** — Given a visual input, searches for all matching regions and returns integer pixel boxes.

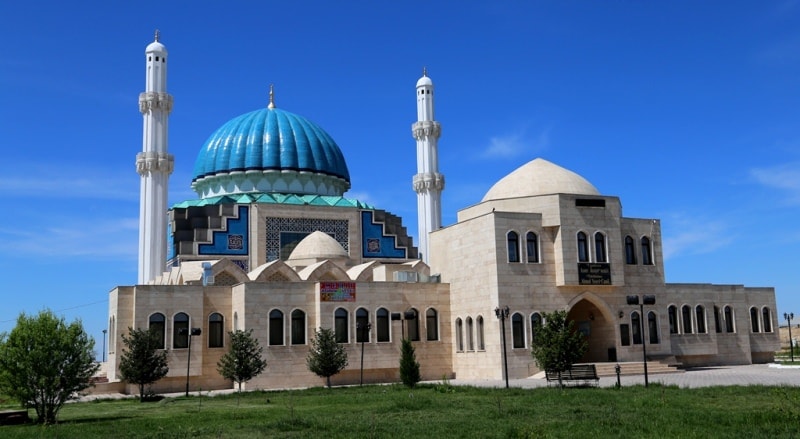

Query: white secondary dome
[482,158,600,202]
[288,231,348,261]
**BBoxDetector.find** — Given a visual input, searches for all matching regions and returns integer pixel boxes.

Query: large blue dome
[191,107,351,198]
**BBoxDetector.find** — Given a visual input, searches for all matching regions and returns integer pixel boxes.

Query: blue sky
[2,1,800,356]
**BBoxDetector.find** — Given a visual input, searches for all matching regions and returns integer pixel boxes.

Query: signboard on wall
[578,263,612,285]
[320,282,357,302]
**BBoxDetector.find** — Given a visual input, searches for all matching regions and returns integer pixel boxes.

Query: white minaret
[412,69,444,263]
[136,31,174,284]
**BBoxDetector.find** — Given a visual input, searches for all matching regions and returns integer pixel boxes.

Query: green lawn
[2,383,800,438]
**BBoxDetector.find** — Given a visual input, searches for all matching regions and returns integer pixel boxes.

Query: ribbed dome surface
[191,107,350,194]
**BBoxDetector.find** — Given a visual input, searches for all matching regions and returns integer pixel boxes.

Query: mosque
[105,34,780,393]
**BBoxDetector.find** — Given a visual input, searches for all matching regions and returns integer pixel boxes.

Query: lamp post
[357,321,372,386]
[102,329,107,362]
[626,295,655,387]
[785,313,795,362]
[495,306,510,389]
[179,327,202,397]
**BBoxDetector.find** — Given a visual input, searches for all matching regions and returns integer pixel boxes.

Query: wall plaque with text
[578,263,612,285]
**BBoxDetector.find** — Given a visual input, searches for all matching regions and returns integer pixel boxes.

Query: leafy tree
[0,310,99,424]
[307,328,348,388]
[399,338,421,388]
[530,310,588,387]
[217,329,267,398]
[118,327,169,402]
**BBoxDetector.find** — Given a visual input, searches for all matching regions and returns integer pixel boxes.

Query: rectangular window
[620,324,630,346]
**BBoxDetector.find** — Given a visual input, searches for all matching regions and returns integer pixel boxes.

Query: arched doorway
[566,298,615,363]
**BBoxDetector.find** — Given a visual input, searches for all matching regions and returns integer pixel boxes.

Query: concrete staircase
[591,359,683,377]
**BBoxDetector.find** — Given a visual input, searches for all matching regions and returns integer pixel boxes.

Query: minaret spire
[268,83,276,109]
[412,69,444,263]
[136,32,174,284]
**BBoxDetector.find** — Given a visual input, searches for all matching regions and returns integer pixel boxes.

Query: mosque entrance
[566,299,615,363]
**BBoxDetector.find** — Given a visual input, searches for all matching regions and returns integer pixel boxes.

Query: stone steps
[590,360,683,377]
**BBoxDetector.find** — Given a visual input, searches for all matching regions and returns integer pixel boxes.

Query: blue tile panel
[361,211,407,259]
[192,107,350,184]
[198,206,249,256]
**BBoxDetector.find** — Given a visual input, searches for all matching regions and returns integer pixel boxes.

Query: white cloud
[0,217,139,260]
[661,214,733,260]
[749,162,800,204]
[481,127,550,159]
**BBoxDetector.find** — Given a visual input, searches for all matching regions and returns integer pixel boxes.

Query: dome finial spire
[268,84,276,109]
[423,66,427,77]
[154,29,160,42]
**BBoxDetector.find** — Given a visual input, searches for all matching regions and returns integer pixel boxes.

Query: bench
[0,410,30,425]
[545,364,599,387]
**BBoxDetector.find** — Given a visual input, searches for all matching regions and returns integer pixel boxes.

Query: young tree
[307,328,348,388]
[399,338,421,388]
[217,329,267,396]
[530,310,588,387]
[118,327,169,402]
[0,310,99,424]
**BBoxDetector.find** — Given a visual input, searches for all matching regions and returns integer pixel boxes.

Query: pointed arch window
[763,307,772,333]
[724,306,735,333]
[631,311,642,344]
[695,305,706,334]
[594,232,607,263]
[269,309,284,345]
[426,308,439,341]
[291,309,306,345]
[531,313,542,345]
[577,232,589,262]
[466,317,474,351]
[406,308,420,341]
[208,313,224,348]
[625,236,637,264]
[455,318,464,352]
[335,308,349,343]
[507,231,520,263]
[668,305,678,334]
[648,311,659,344]
[714,306,722,333]
[641,236,653,265]
[477,316,485,350]
[750,307,760,333]
[149,313,166,349]
[681,305,693,334]
[356,308,370,343]
[376,308,390,342]
[526,232,539,263]
[173,312,189,349]
[512,313,525,348]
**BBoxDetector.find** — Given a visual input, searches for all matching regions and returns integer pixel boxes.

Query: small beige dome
[288,231,348,260]
[482,158,600,202]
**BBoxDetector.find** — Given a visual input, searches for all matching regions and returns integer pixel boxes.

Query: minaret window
[625,236,637,264]
[507,231,520,263]
[594,232,607,263]
[577,232,589,262]
[526,232,539,263]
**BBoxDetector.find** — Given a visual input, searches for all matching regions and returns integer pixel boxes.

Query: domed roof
[416,75,433,87]
[288,231,348,261]
[191,106,351,198]
[482,158,600,202]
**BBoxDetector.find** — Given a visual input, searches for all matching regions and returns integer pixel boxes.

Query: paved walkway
[448,363,800,389]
